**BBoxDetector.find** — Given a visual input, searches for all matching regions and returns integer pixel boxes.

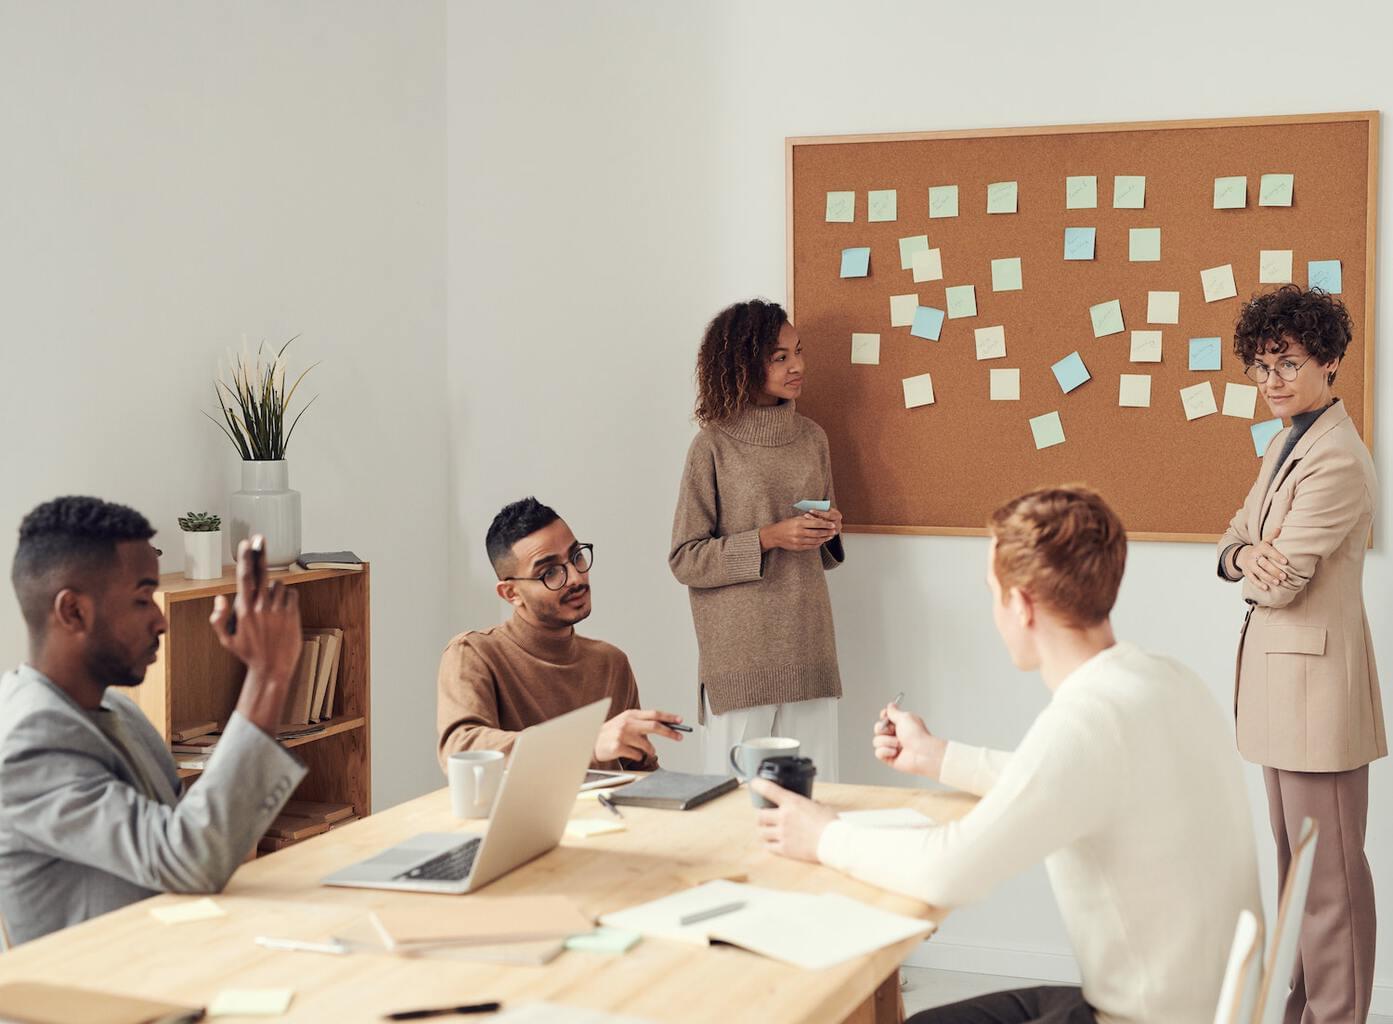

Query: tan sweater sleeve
[436,638,518,772]
[669,435,765,589]
[819,441,846,571]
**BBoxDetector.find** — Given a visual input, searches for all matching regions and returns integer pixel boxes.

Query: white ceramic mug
[728,737,801,782]
[448,750,505,818]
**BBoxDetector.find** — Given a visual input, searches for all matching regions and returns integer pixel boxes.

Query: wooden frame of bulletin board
[787,112,1377,542]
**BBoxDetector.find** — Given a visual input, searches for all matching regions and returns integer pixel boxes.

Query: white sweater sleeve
[939,742,1013,796]
[818,702,1112,908]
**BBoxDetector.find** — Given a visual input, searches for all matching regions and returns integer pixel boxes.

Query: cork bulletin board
[787,112,1377,541]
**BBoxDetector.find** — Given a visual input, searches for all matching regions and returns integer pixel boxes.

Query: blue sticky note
[793,499,830,512]
[910,305,945,341]
[1051,351,1090,394]
[1251,418,1284,457]
[840,247,870,278]
[1063,227,1095,260]
[1188,337,1222,371]
[1308,260,1342,294]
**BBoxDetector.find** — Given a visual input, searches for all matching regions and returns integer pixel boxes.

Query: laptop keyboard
[397,838,482,882]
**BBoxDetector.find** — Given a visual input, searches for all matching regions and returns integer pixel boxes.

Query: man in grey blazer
[0,496,307,945]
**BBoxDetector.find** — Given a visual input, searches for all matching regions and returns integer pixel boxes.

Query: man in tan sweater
[437,497,684,772]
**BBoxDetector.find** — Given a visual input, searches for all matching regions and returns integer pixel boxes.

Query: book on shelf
[170,720,218,743]
[279,800,354,824]
[288,637,320,725]
[294,551,364,571]
[304,626,343,721]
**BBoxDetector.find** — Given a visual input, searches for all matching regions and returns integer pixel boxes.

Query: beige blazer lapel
[1257,402,1349,535]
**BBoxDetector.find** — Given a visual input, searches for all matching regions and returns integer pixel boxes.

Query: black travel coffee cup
[753,755,817,809]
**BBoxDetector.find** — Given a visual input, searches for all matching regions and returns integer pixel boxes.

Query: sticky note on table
[839,808,936,828]
[987,181,1018,214]
[991,257,1023,291]
[899,234,929,270]
[1147,290,1180,324]
[825,191,855,223]
[975,325,1006,360]
[151,898,225,924]
[928,185,959,218]
[868,189,897,222]
[1064,227,1095,260]
[1260,249,1293,284]
[1259,173,1294,207]
[1129,227,1161,262]
[1066,175,1097,209]
[1223,382,1259,419]
[902,373,935,409]
[1090,299,1124,338]
[945,285,977,319]
[1119,374,1152,408]
[890,293,919,327]
[1201,264,1237,302]
[910,306,945,341]
[1052,351,1090,394]
[1213,176,1248,209]
[1308,260,1342,293]
[565,818,626,838]
[565,927,642,954]
[209,989,294,1017]
[1030,411,1065,450]
[851,333,880,365]
[990,368,1020,401]
[793,500,831,512]
[1113,175,1146,209]
[911,247,943,283]
[1180,381,1218,420]
[1130,330,1162,362]
[1252,418,1284,456]
[1188,337,1222,371]
[839,247,870,278]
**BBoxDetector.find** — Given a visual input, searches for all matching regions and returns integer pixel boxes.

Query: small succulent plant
[178,512,222,533]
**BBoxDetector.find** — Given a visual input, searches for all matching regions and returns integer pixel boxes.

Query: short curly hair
[1232,284,1353,377]
[693,299,789,425]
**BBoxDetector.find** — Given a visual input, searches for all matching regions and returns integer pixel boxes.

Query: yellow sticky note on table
[1090,299,1124,338]
[1130,330,1162,363]
[1213,176,1247,209]
[987,181,1018,214]
[945,285,977,319]
[975,325,1006,360]
[1259,173,1294,207]
[1065,175,1097,209]
[1223,382,1259,419]
[868,189,897,222]
[990,368,1020,401]
[209,989,294,1017]
[1119,374,1152,408]
[928,185,958,218]
[911,247,943,283]
[902,373,935,409]
[1147,291,1179,324]
[565,818,626,839]
[1260,250,1293,284]
[1201,264,1237,302]
[1029,411,1065,450]
[890,294,919,327]
[899,234,929,271]
[1113,175,1146,209]
[991,258,1022,292]
[825,191,855,223]
[151,898,225,924]
[851,333,880,365]
[1129,228,1161,262]
[1180,382,1219,421]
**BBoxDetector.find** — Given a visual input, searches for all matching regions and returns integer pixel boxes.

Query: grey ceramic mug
[729,737,800,805]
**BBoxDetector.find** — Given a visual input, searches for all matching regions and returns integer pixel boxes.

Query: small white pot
[183,530,224,580]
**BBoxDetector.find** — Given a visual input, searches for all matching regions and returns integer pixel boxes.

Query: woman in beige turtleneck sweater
[669,299,846,780]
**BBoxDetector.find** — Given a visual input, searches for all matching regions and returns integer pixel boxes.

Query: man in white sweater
[753,486,1261,1024]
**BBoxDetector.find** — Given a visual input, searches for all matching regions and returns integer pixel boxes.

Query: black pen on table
[384,1002,501,1020]
[598,791,624,819]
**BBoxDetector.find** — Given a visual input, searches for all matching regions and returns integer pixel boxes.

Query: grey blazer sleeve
[0,709,304,893]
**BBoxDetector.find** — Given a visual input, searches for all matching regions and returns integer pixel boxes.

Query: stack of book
[257,800,357,854]
[287,626,345,724]
[357,895,595,965]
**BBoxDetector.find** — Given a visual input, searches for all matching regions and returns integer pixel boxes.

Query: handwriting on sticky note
[1223,382,1259,419]
[987,181,1018,214]
[825,191,855,223]
[911,247,943,283]
[1201,264,1237,302]
[945,285,977,319]
[928,185,958,218]
[208,989,294,1017]
[151,898,226,924]
[1213,176,1247,209]
[1130,330,1162,363]
[1128,227,1161,262]
[1030,411,1065,450]
[991,257,1022,292]
[1113,175,1146,209]
[975,325,1006,360]
[1147,291,1179,324]
[839,247,870,278]
[989,368,1020,401]
[1180,381,1218,421]
[1119,374,1151,408]
[898,234,928,271]
[1064,227,1095,260]
[889,293,919,327]
[902,373,935,409]
[868,189,897,222]
[1259,173,1294,207]
[1259,249,1293,284]
[910,306,945,341]
[1090,299,1124,338]
[850,333,880,365]
[1066,175,1097,209]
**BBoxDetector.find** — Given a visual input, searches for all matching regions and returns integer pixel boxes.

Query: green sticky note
[991,257,1022,291]
[1089,299,1124,338]
[945,284,977,319]
[1213,176,1247,209]
[1065,175,1097,209]
[1128,227,1161,262]
[565,927,642,954]
[825,191,855,222]
[1113,175,1146,209]
[868,189,897,222]
[1030,411,1065,450]
[1259,173,1294,207]
[928,185,958,218]
[987,181,1018,214]
[898,234,929,270]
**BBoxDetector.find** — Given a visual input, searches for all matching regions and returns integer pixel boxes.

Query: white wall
[0,0,450,810]
[448,0,1393,1001]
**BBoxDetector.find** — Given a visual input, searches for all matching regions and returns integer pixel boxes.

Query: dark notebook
[606,770,737,810]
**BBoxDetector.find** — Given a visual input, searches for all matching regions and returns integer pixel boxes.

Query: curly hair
[1232,285,1353,380]
[693,299,789,425]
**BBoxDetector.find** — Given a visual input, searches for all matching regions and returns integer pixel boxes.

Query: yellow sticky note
[565,818,627,839]
[987,181,1018,214]
[928,185,958,218]
[898,234,929,271]
[1213,176,1247,209]
[825,191,855,223]
[945,285,977,319]
[1180,382,1218,421]
[1119,374,1152,408]
[889,294,919,328]
[1128,227,1161,262]
[1201,264,1237,302]
[991,257,1022,292]
[151,898,225,925]
[1113,175,1146,209]
[209,989,294,1017]
[1259,250,1293,284]
[1089,299,1124,338]
[851,333,880,365]
[1029,411,1065,450]
[1065,175,1097,209]
[974,325,1006,360]
[868,189,897,222]
[911,247,943,283]
[902,373,935,409]
[1223,382,1259,419]
[989,368,1020,401]
[1130,330,1162,363]
[1259,173,1294,207]
[1147,291,1180,324]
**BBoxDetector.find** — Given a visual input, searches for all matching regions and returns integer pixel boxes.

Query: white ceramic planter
[228,460,302,569]
[182,529,224,580]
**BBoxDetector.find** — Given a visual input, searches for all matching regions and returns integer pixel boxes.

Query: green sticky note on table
[839,247,870,278]
[1128,227,1161,262]
[1030,411,1065,450]
[1213,176,1247,209]
[987,181,1018,214]
[1064,227,1095,260]
[1259,173,1294,207]
[825,191,855,222]
[928,185,959,218]
[1113,175,1146,209]
[1308,260,1342,293]
[945,285,977,319]
[991,257,1022,291]
[899,234,929,270]
[1090,299,1124,338]
[209,989,294,1017]
[565,927,642,954]
[868,189,897,222]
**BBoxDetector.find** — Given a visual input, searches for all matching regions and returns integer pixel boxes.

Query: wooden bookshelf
[132,564,371,842]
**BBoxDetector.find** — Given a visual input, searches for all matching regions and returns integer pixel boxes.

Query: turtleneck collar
[715,400,798,447]
[503,612,580,666]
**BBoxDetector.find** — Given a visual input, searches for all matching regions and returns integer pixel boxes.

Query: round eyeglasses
[1244,355,1312,385]
[502,544,594,591]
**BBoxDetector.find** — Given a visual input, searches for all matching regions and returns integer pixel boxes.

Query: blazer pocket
[1258,625,1327,656]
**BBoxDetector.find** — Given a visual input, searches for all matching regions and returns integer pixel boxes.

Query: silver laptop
[321,698,608,894]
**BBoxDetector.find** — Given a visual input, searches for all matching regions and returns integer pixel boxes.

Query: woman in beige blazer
[1218,284,1383,1023]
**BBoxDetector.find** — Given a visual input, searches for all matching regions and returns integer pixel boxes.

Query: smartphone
[225,536,265,636]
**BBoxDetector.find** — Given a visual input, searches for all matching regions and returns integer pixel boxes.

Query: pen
[679,900,746,926]
[255,936,349,955]
[875,692,904,735]
[384,1002,501,1021]
[598,791,624,819]
[667,723,693,733]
